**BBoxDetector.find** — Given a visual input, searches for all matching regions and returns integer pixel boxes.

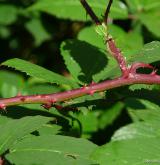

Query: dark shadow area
[63,40,108,83]
[124,98,146,109]
[114,19,132,32]
[1,0,35,7]
[66,99,107,109]
[58,98,132,145]
[56,109,82,137]
[142,25,160,44]
[122,88,160,106]
[107,86,160,106]
[91,109,132,145]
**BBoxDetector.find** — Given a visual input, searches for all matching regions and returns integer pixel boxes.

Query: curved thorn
[90,81,97,86]
[130,63,154,74]
[88,90,96,95]
[151,69,158,76]
[41,102,52,110]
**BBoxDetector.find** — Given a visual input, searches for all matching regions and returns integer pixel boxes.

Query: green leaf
[25,16,51,46]
[109,41,160,79]
[1,58,78,88]
[72,109,99,138]
[125,0,160,12]
[129,108,160,122]
[112,121,160,141]
[91,137,160,165]
[125,98,160,122]
[0,70,24,98]
[0,4,18,25]
[99,102,124,129]
[25,83,62,95]
[0,116,52,155]
[129,84,155,91]
[6,135,98,165]
[37,124,62,135]
[139,10,160,37]
[66,92,105,108]
[28,0,128,21]
[61,39,113,83]
[0,116,11,126]
[125,0,160,37]
[92,98,160,164]
[78,26,105,50]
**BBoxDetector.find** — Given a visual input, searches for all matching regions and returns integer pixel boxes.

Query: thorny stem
[0,72,160,110]
[106,37,128,76]
[0,0,160,110]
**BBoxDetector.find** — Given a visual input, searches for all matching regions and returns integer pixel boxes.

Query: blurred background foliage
[0,0,160,146]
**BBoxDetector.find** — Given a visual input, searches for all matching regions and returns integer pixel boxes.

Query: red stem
[107,37,128,76]
[0,1,159,110]
[0,73,160,109]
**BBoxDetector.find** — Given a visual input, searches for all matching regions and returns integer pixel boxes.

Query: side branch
[107,37,128,76]
[80,0,101,25]
[1,73,160,110]
[104,0,113,24]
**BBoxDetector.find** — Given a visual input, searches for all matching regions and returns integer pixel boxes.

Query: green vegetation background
[0,0,160,164]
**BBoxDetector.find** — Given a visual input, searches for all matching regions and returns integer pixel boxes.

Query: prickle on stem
[90,81,97,86]
[41,99,57,110]
[151,69,158,76]
[81,85,88,90]
[0,104,6,110]
[41,102,52,110]
[17,92,22,96]
[129,63,154,74]
[20,97,26,102]
[88,90,96,95]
